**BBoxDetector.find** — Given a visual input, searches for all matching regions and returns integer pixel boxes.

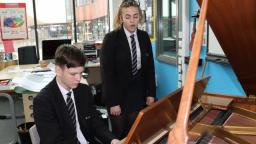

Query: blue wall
[151,42,178,99]
[204,62,245,96]
[152,0,246,100]
[195,45,245,96]
[155,60,178,99]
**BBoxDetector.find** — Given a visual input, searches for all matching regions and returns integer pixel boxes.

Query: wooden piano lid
[198,0,256,95]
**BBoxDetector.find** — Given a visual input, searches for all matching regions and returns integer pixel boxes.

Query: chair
[0,93,18,144]
[18,46,38,65]
[29,124,40,144]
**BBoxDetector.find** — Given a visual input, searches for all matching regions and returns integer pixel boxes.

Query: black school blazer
[100,27,156,110]
[33,78,115,144]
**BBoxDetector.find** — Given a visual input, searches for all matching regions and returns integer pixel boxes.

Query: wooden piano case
[186,0,256,143]
[123,0,256,143]
[123,77,210,144]
[169,0,256,143]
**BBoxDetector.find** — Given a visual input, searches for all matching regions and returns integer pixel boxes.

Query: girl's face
[120,6,140,33]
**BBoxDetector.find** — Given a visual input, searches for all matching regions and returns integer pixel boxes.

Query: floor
[0,95,25,144]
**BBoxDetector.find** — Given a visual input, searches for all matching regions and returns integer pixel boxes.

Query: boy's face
[121,6,140,33]
[55,65,84,91]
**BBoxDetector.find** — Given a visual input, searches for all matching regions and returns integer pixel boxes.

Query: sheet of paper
[12,72,55,92]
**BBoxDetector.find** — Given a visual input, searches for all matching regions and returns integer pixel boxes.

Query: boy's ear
[55,65,62,76]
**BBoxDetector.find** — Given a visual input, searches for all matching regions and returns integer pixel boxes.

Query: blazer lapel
[119,27,133,66]
[52,79,74,129]
[73,87,92,140]
[73,89,85,120]
[137,30,147,67]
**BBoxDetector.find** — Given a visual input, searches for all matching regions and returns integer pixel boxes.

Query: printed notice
[0,3,28,40]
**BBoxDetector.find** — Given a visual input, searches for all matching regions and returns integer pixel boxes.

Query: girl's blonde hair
[113,0,144,29]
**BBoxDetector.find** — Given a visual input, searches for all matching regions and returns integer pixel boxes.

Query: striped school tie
[66,92,80,144]
[130,34,138,75]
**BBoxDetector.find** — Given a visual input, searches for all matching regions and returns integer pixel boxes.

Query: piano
[122,0,256,143]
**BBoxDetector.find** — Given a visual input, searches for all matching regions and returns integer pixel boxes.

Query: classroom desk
[85,61,100,67]
[0,64,46,122]
[0,64,39,79]
[0,61,100,79]
[0,63,88,89]
[0,64,39,92]
[85,61,101,85]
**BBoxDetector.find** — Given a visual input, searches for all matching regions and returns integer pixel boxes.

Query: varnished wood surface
[232,103,256,112]
[183,0,256,143]
[168,0,209,143]
[198,0,256,95]
[124,88,181,144]
[124,77,210,144]
[124,0,256,143]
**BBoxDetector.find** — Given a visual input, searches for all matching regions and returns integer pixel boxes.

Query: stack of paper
[12,72,55,92]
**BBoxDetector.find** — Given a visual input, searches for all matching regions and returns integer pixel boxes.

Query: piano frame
[122,0,256,143]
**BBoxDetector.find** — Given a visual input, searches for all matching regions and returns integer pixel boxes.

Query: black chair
[18,46,38,65]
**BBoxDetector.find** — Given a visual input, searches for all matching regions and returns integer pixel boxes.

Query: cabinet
[22,93,37,122]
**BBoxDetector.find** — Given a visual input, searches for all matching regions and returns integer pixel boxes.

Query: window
[0,0,154,62]
[75,0,109,42]
[156,0,178,64]
[142,0,154,38]
[36,0,72,59]
[0,0,73,61]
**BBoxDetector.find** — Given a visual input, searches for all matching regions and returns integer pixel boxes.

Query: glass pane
[75,0,108,42]
[161,0,177,57]
[144,0,154,38]
[36,0,72,59]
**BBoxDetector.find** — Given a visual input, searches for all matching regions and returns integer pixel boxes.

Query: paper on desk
[8,68,34,73]
[12,72,55,92]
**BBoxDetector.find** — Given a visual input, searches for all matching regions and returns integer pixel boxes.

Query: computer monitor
[42,39,71,60]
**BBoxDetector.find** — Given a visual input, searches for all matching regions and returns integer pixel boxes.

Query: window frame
[156,0,179,65]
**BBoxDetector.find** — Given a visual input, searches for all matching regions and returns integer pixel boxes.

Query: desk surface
[0,64,39,80]
[0,64,88,92]
[85,61,100,68]
[0,64,40,92]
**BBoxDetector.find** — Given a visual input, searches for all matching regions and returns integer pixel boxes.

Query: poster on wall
[0,3,28,40]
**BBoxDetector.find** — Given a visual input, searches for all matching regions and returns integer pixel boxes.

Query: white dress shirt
[57,81,89,144]
[123,26,141,70]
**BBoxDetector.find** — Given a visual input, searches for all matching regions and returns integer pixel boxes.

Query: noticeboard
[0,3,28,40]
